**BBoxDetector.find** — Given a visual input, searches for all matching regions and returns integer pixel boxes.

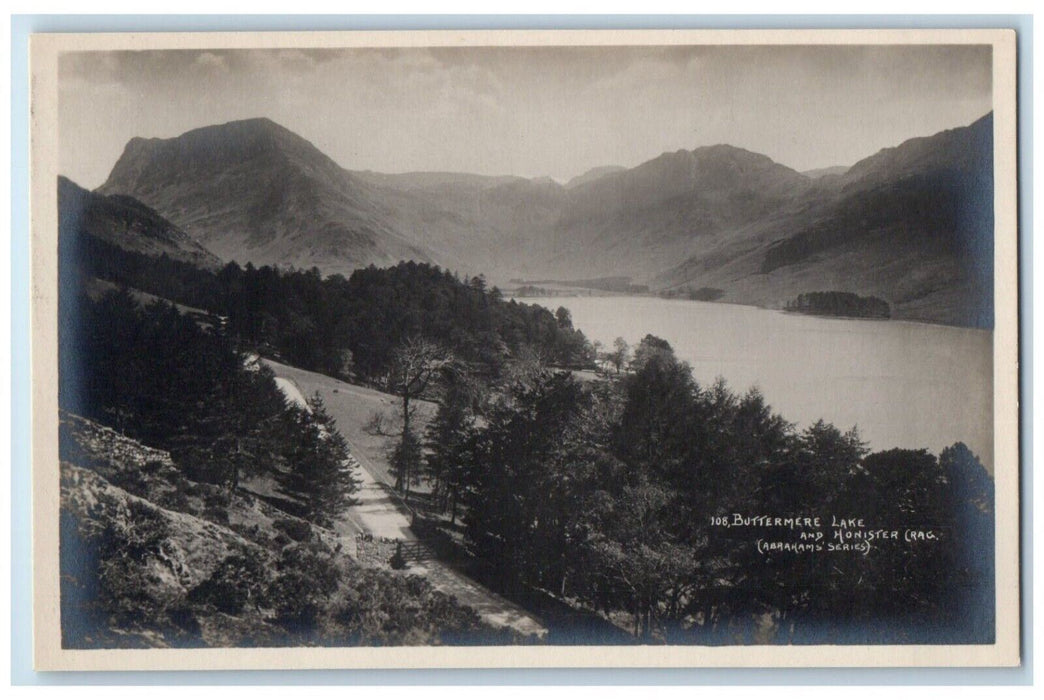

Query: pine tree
[424,380,477,522]
[280,393,360,527]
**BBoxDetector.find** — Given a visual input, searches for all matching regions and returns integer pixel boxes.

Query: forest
[419,334,994,644]
[57,284,538,646]
[59,223,994,645]
[59,287,359,526]
[67,235,596,382]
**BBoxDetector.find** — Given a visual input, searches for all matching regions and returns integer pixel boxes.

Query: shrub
[265,543,342,636]
[203,505,229,525]
[204,491,231,509]
[141,459,168,475]
[273,518,312,543]
[188,554,268,614]
[172,447,226,486]
[183,481,209,498]
[109,468,150,496]
[201,490,231,524]
[230,523,264,542]
[156,488,190,512]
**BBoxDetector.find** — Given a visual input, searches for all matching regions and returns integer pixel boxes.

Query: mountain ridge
[59,175,220,269]
[94,113,994,326]
[656,112,994,327]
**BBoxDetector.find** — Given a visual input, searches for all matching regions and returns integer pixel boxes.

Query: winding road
[266,358,548,640]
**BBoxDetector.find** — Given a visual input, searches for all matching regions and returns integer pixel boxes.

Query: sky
[58,44,992,189]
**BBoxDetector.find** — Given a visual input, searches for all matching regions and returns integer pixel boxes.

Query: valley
[90,112,993,328]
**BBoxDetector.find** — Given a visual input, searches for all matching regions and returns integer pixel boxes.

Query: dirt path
[266,359,548,639]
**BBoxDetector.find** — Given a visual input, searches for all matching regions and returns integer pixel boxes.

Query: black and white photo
[29,28,1020,670]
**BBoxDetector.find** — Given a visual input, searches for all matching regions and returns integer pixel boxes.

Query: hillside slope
[540,144,818,280]
[59,176,219,269]
[98,118,434,275]
[657,113,994,327]
[59,412,525,648]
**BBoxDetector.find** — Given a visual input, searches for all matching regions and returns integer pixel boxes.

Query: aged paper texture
[30,28,1019,671]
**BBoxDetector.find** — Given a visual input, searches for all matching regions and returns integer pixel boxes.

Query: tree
[338,348,355,380]
[555,306,573,330]
[390,426,424,501]
[279,393,361,526]
[177,362,290,492]
[424,375,479,523]
[463,371,590,587]
[608,337,630,374]
[578,479,695,640]
[614,335,699,476]
[938,443,995,642]
[387,337,454,496]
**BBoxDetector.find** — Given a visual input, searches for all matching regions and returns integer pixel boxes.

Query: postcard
[29,27,1020,670]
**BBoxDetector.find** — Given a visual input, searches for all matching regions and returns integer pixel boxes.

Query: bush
[266,544,342,635]
[109,468,150,496]
[201,490,231,524]
[188,554,268,614]
[203,505,229,525]
[204,491,231,509]
[141,459,168,475]
[230,522,263,541]
[273,518,312,543]
[156,488,191,512]
[172,447,226,486]
[182,481,209,498]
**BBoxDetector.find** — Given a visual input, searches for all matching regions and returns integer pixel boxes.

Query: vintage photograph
[30,29,1019,669]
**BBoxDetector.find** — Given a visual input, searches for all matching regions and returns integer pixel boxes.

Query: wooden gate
[398,541,435,563]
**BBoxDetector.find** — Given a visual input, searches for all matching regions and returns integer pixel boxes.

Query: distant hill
[96,114,995,327]
[59,176,219,269]
[564,165,627,189]
[657,113,994,327]
[802,165,849,179]
[539,144,817,281]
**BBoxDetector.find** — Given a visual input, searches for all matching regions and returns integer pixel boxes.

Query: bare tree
[387,337,454,495]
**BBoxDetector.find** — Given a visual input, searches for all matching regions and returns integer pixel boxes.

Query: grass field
[263,359,437,490]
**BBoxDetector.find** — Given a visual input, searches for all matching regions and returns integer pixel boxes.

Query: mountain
[98,118,434,276]
[59,176,219,268]
[96,114,994,327]
[657,113,994,327]
[355,170,570,280]
[802,165,849,179]
[564,165,626,189]
[537,144,817,280]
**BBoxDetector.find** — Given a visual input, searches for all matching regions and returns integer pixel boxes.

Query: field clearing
[263,359,437,488]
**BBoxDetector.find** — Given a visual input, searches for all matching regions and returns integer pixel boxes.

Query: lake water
[520,296,993,469]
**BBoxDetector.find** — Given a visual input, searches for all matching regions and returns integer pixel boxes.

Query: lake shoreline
[508,292,993,335]
[516,293,993,471]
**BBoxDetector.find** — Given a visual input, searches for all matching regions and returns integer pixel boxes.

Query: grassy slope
[263,359,437,489]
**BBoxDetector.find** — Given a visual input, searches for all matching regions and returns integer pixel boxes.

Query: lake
[519,295,993,469]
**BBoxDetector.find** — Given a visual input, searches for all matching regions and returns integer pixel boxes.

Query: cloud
[57,44,994,188]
